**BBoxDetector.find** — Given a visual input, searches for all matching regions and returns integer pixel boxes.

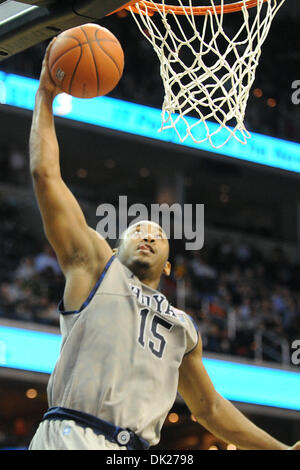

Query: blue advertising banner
[1,324,300,411]
[0,71,300,173]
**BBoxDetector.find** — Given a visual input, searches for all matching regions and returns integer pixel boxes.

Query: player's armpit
[32,173,113,274]
[178,335,218,420]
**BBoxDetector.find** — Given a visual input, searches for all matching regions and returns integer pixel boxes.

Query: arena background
[0,0,300,450]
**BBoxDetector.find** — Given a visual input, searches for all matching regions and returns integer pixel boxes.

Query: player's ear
[163,260,171,277]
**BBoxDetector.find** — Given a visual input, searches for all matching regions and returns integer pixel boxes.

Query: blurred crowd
[0,196,64,326]
[1,195,300,365]
[162,238,300,364]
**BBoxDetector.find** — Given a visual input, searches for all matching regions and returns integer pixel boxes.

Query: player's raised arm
[30,40,112,276]
[178,335,299,450]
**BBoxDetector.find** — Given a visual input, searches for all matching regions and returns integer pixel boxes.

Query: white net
[128,0,286,148]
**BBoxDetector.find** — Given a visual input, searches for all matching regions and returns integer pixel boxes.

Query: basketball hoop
[129,0,269,15]
[112,0,286,148]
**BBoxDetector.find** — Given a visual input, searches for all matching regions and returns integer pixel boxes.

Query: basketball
[48,23,124,99]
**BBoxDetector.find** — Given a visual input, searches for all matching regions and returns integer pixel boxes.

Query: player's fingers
[46,37,57,53]
[40,37,57,71]
[45,37,56,60]
[38,38,60,94]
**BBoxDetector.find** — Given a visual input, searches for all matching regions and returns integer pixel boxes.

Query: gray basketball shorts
[29,419,127,450]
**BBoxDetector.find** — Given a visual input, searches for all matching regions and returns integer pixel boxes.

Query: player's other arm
[30,40,112,275]
[178,335,299,450]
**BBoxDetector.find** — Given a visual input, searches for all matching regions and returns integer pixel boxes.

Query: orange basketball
[48,23,124,99]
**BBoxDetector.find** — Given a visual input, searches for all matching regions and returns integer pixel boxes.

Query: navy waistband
[43,407,150,450]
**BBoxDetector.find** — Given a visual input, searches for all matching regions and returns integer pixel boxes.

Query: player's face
[117,222,170,282]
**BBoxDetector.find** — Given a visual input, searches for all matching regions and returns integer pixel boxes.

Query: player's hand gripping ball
[48,23,124,98]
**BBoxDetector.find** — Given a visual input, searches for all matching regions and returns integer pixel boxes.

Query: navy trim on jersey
[43,406,150,450]
[58,254,116,316]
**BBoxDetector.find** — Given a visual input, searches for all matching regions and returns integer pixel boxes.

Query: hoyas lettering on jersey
[129,284,177,319]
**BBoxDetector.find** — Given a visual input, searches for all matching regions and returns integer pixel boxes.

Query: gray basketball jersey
[47,255,199,447]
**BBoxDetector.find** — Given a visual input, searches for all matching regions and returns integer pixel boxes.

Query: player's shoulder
[172,307,200,356]
[172,307,199,333]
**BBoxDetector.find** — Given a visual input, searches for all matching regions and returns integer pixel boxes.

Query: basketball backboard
[0,0,130,60]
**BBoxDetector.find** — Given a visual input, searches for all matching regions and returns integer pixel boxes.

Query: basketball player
[28,40,300,451]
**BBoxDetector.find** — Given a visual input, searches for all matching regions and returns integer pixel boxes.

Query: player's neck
[130,263,160,290]
[137,276,160,290]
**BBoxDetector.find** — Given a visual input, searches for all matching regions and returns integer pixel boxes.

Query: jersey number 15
[138,308,173,359]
